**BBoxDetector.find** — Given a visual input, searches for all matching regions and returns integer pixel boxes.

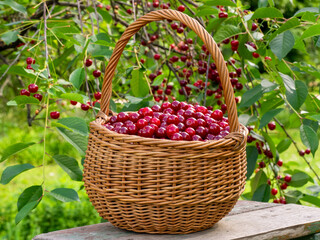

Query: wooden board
[33,201,320,240]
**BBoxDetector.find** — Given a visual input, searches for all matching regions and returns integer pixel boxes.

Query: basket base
[90,199,238,234]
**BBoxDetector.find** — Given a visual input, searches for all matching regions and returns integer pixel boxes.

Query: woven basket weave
[83,9,248,234]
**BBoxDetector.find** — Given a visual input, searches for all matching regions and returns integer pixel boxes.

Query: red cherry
[181,132,191,141]
[70,100,77,105]
[150,35,157,41]
[251,23,258,31]
[161,102,171,111]
[50,111,60,119]
[153,1,159,7]
[177,5,185,12]
[299,150,305,156]
[117,112,129,122]
[185,117,198,129]
[141,107,153,117]
[192,135,202,141]
[196,126,207,138]
[230,40,239,51]
[126,9,133,14]
[218,12,228,18]
[92,92,101,100]
[26,64,33,70]
[171,22,178,30]
[177,27,184,33]
[20,89,30,96]
[277,160,283,167]
[118,127,129,134]
[252,52,260,58]
[128,112,140,122]
[280,183,288,190]
[154,54,161,60]
[106,5,111,10]
[259,161,266,168]
[33,94,42,101]
[140,125,154,138]
[185,127,196,137]
[150,117,161,126]
[26,57,33,64]
[235,82,243,90]
[271,188,278,196]
[209,123,220,135]
[137,119,148,129]
[93,70,101,78]
[156,127,166,138]
[211,109,223,121]
[28,84,38,93]
[265,56,272,61]
[85,59,93,67]
[305,148,311,154]
[284,175,291,183]
[171,132,183,140]
[268,122,276,130]
[81,104,90,111]
[166,124,179,138]
[280,198,286,204]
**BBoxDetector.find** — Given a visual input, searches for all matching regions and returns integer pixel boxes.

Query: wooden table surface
[33,200,320,240]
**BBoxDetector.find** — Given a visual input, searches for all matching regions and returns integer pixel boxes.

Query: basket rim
[90,119,248,149]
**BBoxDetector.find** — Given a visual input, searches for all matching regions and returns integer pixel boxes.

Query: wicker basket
[83,9,248,234]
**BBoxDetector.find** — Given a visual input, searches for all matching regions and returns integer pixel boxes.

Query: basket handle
[99,9,240,133]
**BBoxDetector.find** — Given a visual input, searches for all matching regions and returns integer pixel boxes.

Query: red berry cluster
[104,101,230,141]
[20,83,42,102]
[25,57,35,70]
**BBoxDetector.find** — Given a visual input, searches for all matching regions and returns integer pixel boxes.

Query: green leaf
[56,117,88,136]
[15,201,38,224]
[17,185,42,211]
[1,164,34,184]
[97,8,112,22]
[251,170,268,193]
[310,114,320,122]
[52,155,83,181]
[288,80,308,110]
[301,194,320,207]
[203,0,236,7]
[252,184,270,202]
[213,25,242,43]
[301,24,320,40]
[294,7,319,17]
[196,7,218,17]
[301,12,317,23]
[57,127,88,156]
[131,69,149,97]
[69,68,85,90]
[251,7,283,20]
[258,0,268,8]
[284,190,303,204]
[277,139,292,153]
[0,0,27,15]
[0,65,35,79]
[1,30,19,45]
[49,188,79,202]
[261,132,277,159]
[261,79,278,93]
[7,96,40,106]
[1,142,36,163]
[238,114,258,126]
[300,125,318,156]
[290,171,312,187]
[151,74,165,86]
[280,74,308,110]
[238,85,263,108]
[246,146,259,179]
[303,119,318,133]
[270,31,295,60]
[269,18,300,41]
[259,108,283,129]
[60,93,88,104]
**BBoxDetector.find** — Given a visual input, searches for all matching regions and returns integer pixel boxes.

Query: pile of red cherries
[104,101,230,141]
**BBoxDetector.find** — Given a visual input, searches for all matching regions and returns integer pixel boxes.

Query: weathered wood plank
[33,201,320,240]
